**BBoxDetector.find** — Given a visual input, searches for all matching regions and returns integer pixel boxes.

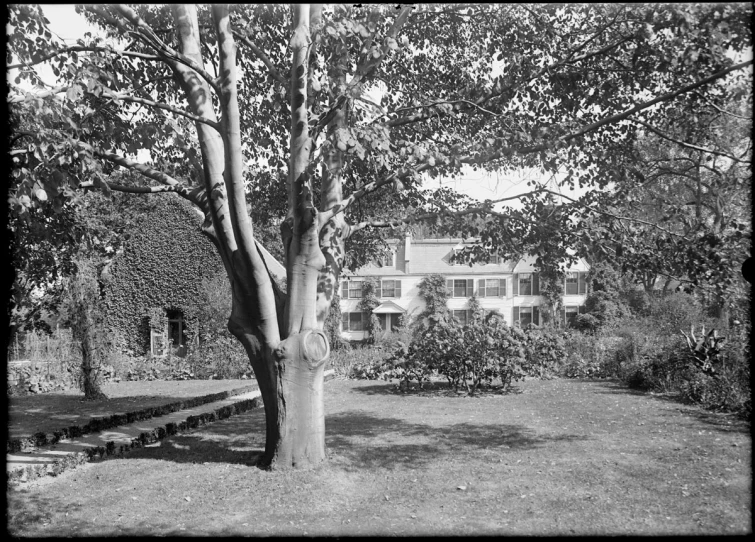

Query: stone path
[7,370,334,485]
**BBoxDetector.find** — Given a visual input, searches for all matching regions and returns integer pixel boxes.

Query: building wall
[102,195,225,355]
[340,238,589,341]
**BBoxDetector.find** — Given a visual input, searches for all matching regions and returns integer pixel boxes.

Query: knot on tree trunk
[274,329,330,370]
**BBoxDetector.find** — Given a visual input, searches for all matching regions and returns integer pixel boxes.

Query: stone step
[7,370,335,485]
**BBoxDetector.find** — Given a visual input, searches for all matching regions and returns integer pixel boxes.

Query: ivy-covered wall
[102,195,224,355]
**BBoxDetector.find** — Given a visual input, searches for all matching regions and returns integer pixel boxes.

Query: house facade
[340,235,589,341]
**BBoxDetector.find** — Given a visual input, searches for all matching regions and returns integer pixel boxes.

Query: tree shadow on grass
[587,379,750,434]
[97,405,588,472]
[348,380,524,397]
[96,408,269,468]
[326,410,588,471]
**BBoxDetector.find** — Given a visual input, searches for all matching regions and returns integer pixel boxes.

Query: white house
[340,235,589,341]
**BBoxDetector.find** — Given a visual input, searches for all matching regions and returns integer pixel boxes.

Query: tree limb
[233,30,288,86]
[631,119,751,164]
[462,59,755,164]
[6,45,162,71]
[102,90,221,130]
[111,4,222,95]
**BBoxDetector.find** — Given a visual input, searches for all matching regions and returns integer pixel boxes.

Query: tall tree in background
[580,78,751,321]
[7,4,752,468]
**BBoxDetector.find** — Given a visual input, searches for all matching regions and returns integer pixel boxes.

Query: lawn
[6,378,751,536]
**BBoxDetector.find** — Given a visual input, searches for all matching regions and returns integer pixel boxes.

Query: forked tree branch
[109,4,222,95]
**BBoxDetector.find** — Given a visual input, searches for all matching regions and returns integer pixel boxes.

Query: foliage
[522,327,567,379]
[416,274,451,322]
[101,196,224,355]
[324,292,349,351]
[389,300,527,395]
[535,264,565,329]
[357,277,381,343]
[57,254,109,400]
[559,290,750,419]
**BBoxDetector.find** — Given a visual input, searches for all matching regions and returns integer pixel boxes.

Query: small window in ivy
[167,309,187,356]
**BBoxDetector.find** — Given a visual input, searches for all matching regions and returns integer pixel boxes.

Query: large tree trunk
[271,329,329,467]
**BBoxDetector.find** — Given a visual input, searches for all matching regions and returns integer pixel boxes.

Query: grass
[7,378,751,536]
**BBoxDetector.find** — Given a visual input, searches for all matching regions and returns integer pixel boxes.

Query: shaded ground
[7,378,751,536]
[7,379,254,440]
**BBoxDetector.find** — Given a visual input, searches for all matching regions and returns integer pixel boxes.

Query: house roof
[351,237,589,277]
[408,239,516,275]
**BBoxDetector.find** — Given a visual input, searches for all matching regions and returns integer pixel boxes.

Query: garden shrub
[521,326,566,379]
[328,344,392,380]
[388,300,528,395]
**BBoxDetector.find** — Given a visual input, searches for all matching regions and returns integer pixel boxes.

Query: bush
[521,326,566,379]
[328,343,393,380]
[561,289,750,419]
[391,304,528,395]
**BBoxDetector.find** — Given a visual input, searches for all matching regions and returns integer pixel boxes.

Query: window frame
[381,279,396,298]
[452,309,471,326]
[565,271,579,295]
[348,280,363,299]
[564,305,579,327]
[518,306,533,327]
[519,273,533,296]
[343,312,364,332]
[485,278,501,297]
[380,250,395,268]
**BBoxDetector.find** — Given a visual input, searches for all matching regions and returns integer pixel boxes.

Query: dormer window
[380,250,395,268]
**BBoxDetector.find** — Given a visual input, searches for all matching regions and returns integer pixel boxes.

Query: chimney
[404,233,411,274]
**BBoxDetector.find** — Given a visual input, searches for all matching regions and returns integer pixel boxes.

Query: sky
[19,4,591,210]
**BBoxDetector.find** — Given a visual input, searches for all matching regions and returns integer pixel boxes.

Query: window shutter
[341,281,348,299]
[395,280,401,298]
[467,279,474,297]
[561,307,566,327]
[341,313,349,331]
[478,279,486,298]
[513,274,519,296]
[533,273,540,295]
[513,306,519,324]
[377,280,383,298]
[578,272,586,295]
[533,306,540,326]
[578,305,586,314]
[500,277,506,297]
[446,279,453,297]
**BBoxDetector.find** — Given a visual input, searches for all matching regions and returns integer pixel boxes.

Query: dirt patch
[7,378,751,536]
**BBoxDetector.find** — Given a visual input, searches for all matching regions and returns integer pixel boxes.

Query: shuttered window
[379,280,401,298]
[565,272,587,295]
[519,273,532,296]
[448,279,474,298]
[348,281,363,299]
[341,312,366,332]
[513,306,540,327]
[452,309,472,326]
[564,306,579,327]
